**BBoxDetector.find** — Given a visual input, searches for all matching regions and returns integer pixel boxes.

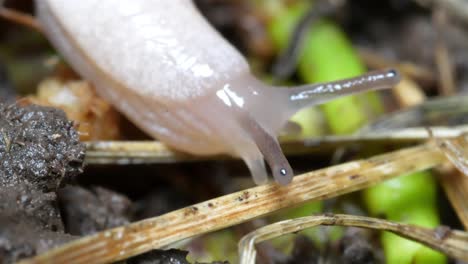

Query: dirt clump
[0,103,85,263]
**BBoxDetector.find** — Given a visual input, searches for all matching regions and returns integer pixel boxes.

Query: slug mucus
[2,0,401,185]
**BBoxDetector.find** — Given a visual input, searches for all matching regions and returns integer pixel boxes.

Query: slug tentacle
[241,147,268,185]
[283,69,400,114]
[241,114,294,185]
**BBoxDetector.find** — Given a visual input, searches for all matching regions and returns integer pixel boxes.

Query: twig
[432,134,468,230]
[238,214,468,264]
[84,126,468,165]
[358,48,436,86]
[433,8,456,95]
[0,4,43,33]
[392,77,426,108]
[415,0,468,24]
[20,142,447,264]
[438,166,468,230]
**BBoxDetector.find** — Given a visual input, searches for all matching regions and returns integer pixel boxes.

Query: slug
[18,1,399,185]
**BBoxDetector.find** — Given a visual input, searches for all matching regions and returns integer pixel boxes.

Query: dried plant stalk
[238,214,468,264]
[0,4,43,33]
[85,141,195,164]
[430,134,468,230]
[391,77,426,107]
[434,134,468,176]
[84,126,468,165]
[358,48,436,84]
[439,166,468,230]
[20,143,447,264]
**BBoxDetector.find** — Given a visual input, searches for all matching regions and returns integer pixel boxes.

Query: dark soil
[0,103,85,263]
[126,249,229,264]
[127,249,191,264]
[58,185,132,236]
[0,104,85,191]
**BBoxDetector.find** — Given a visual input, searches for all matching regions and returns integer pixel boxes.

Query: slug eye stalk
[283,69,400,113]
[241,69,400,185]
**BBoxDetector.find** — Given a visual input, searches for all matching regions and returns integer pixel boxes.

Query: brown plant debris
[20,142,447,264]
[238,214,468,263]
[27,79,121,141]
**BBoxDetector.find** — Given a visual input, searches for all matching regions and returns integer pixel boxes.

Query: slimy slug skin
[35,0,400,185]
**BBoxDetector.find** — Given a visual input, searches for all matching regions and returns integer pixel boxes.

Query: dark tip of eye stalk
[274,165,293,185]
[280,168,288,176]
[385,68,401,85]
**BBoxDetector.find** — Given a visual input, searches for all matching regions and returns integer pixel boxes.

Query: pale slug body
[34,0,400,185]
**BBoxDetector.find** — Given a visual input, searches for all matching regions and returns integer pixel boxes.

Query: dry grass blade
[415,0,468,24]
[358,48,436,85]
[0,4,43,33]
[439,166,468,230]
[238,214,468,264]
[84,141,197,164]
[433,134,468,230]
[391,77,426,107]
[19,143,447,264]
[434,134,468,176]
[85,126,468,164]
[434,7,456,95]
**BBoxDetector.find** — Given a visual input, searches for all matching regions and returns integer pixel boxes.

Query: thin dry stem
[238,214,468,264]
[438,166,468,230]
[85,126,468,164]
[434,135,468,176]
[0,6,43,33]
[358,48,436,85]
[84,141,196,164]
[20,143,446,264]
[392,77,426,107]
[433,8,457,95]
[416,0,468,24]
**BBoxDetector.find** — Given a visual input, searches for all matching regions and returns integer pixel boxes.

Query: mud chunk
[58,186,132,235]
[127,249,191,264]
[0,103,84,262]
[0,184,75,263]
[0,103,85,191]
[0,184,63,231]
[127,249,229,264]
[0,215,75,264]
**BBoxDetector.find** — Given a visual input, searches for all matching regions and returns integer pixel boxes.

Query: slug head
[200,69,400,186]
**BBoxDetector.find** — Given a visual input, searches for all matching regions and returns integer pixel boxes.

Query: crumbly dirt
[0,103,85,263]
[127,249,191,264]
[58,185,132,235]
[0,103,85,191]
[0,214,75,264]
[126,249,229,264]
[0,184,63,232]
[0,183,75,264]
[133,188,192,220]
